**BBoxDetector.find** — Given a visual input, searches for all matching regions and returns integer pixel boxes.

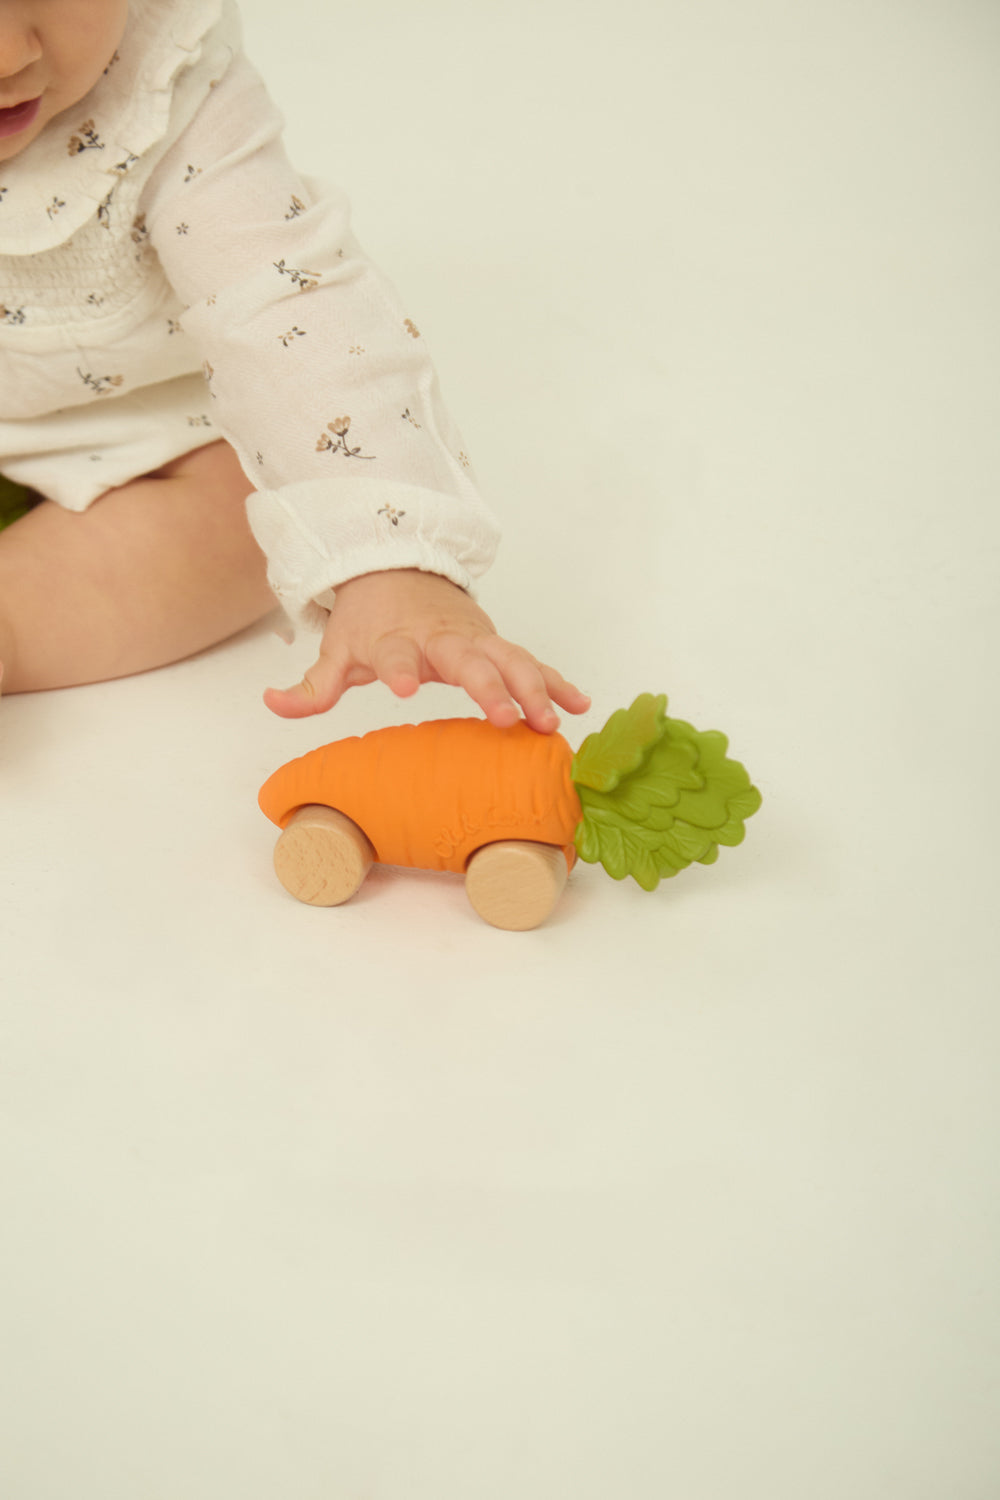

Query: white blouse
[0,0,500,635]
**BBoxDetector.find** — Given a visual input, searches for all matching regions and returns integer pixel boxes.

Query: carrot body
[258,718,582,873]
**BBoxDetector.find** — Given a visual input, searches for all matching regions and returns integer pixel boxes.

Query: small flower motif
[183,164,203,183]
[86,293,104,307]
[202,360,215,392]
[378,506,406,527]
[46,196,66,220]
[1,305,26,325]
[274,259,320,292]
[167,317,182,335]
[187,415,213,428]
[130,214,149,248]
[403,319,421,338]
[176,223,190,236]
[97,189,115,230]
[68,120,104,156]
[316,416,376,461]
[206,293,217,307]
[279,327,306,347]
[458,452,471,468]
[401,408,422,429]
[103,51,120,75]
[284,195,306,220]
[349,345,365,355]
[256,451,264,466]
[77,367,124,397]
[113,152,138,176]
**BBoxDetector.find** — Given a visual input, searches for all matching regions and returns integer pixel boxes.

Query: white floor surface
[2,2,999,1496]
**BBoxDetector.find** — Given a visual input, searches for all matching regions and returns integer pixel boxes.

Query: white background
[3,1,999,1496]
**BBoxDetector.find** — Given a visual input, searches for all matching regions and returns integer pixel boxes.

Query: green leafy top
[571,693,762,891]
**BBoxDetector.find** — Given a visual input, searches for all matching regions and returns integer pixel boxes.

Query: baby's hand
[263,569,590,733]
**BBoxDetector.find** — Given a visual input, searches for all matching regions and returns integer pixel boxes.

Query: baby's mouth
[0,97,42,136]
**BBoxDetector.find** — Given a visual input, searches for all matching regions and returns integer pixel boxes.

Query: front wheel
[464,840,569,931]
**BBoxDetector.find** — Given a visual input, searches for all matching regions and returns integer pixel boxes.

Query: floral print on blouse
[0,0,499,636]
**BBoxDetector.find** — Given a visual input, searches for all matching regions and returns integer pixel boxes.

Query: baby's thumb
[263,653,346,719]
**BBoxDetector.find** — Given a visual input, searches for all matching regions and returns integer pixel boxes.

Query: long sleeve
[138,47,500,635]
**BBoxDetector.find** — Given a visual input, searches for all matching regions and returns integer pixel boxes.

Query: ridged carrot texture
[258,693,762,889]
[258,717,581,873]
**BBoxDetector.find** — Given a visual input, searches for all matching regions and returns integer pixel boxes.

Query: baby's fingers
[264,649,361,718]
[536,663,591,717]
[370,633,423,699]
[485,644,560,731]
[424,633,562,733]
[479,638,592,733]
[423,632,522,728]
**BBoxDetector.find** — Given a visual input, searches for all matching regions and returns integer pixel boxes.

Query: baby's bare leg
[0,442,275,694]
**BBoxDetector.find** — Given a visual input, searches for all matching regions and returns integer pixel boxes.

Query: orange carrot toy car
[258,693,762,930]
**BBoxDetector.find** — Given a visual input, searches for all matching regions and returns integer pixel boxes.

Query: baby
[0,0,588,734]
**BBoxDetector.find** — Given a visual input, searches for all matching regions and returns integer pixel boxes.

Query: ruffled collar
[0,0,235,255]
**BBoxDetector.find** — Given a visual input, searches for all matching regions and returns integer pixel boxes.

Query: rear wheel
[273,804,375,907]
[464,840,568,931]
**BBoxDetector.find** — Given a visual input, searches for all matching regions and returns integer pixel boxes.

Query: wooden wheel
[273,804,375,907]
[464,840,568,931]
